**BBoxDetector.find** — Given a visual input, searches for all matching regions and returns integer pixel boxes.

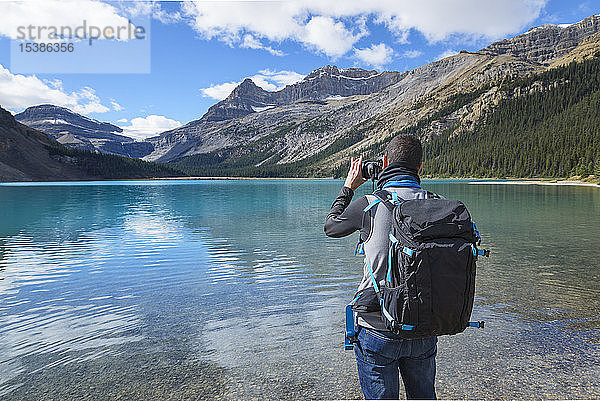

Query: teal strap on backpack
[355,241,365,255]
[380,299,415,331]
[365,257,379,293]
[380,299,394,322]
[387,245,393,283]
[363,198,381,212]
[387,232,398,283]
[473,221,482,243]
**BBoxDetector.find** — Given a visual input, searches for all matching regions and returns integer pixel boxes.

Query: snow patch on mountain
[252,105,276,112]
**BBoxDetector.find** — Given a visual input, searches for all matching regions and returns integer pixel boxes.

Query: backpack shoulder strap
[371,189,397,211]
[364,188,412,213]
[372,189,390,201]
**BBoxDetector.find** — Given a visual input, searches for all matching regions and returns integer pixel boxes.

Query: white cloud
[181,1,366,58]
[116,118,128,123]
[378,0,548,43]
[253,69,305,90]
[0,64,111,114]
[403,49,423,58]
[110,99,123,111]
[119,115,182,140]
[436,49,459,60]
[241,34,285,56]
[0,0,548,58]
[300,16,364,58]
[44,78,64,91]
[120,1,182,24]
[70,86,109,114]
[179,1,547,58]
[200,81,240,101]
[353,43,394,69]
[200,69,306,100]
[181,1,296,44]
[152,8,183,25]
[0,0,133,42]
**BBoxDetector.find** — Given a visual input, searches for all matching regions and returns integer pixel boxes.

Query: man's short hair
[385,134,422,168]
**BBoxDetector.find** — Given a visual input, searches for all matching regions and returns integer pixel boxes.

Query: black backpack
[350,190,489,340]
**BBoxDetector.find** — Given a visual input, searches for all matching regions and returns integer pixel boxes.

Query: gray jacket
[325,185,432,331]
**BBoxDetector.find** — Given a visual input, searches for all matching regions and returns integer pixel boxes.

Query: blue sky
[0,0,598,139]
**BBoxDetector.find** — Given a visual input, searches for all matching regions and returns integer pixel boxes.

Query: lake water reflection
[0,179,599,399]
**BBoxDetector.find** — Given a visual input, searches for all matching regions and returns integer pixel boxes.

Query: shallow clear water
[0,179,599,399]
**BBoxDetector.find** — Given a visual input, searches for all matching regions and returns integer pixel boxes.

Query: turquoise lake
[0,179,599,399]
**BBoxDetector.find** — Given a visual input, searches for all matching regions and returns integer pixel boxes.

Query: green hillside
[171,54,600,180]
[46,144,186,180]
[0,104,186,182]
[422,53,600,178]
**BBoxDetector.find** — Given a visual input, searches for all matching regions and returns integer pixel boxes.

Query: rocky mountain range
[201,66,406,122]
[7,14,600,179]
[481,14,600,64]
[144,66,407,161]
[0,106,181,182]
[11,66,406,163]
[145,14,600,177]
[15,105,153,158]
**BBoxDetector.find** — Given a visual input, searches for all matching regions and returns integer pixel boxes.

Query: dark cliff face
[1,105,182,182]
[482,15,600,64]
[201,65,407,122]
[14,104,153,158]
[0,106,85,181]
[0,107,17,129]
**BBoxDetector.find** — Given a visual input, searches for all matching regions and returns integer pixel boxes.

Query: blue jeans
[354,326,437,400]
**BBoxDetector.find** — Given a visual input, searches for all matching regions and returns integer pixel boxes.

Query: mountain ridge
[162,14,600,178]
[198,65,406,123]
[7,14,600,180]
[15,104,154,158]
[481,14,600,64]
[0,106,182,182]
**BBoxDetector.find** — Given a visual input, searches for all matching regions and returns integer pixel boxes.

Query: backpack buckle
[402,247,415,257]
[472,245,490,257]
[355,241,365,255]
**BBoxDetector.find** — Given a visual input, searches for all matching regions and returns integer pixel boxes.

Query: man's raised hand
[344,156,367,191]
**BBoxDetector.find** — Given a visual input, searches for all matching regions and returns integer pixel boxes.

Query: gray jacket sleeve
[324,186,370,238]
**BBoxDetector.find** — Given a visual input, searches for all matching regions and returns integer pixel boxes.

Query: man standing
[324,135,437,400]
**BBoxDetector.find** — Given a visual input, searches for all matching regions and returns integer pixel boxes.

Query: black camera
[361,157,384,180]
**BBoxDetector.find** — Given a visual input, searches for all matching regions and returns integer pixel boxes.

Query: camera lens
[361,162,372,179]
[361,161,382,180]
